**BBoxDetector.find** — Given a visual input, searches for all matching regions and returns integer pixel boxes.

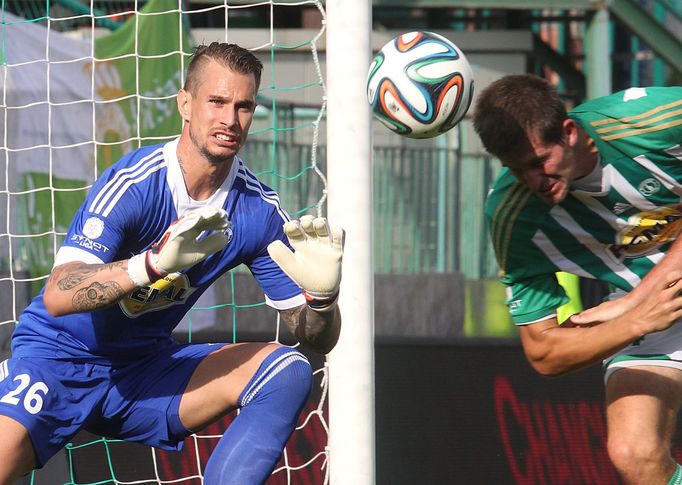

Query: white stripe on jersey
[531,230,595,279]
[645,251,666,266]
[89,147,166,215]
[237,165,290,223]
[571,191,627,232]
[0,360,8,381]
[546,205,643,287]
[666,144,682,162]
[633,154,682,197]
[603,165,658,211]
[100,162,167,217]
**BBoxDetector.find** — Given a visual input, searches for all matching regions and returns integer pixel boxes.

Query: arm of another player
[44,207,229,316]
[519,270,682,376]
[268,216,344,354]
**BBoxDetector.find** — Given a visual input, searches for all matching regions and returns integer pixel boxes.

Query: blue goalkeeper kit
[0,138,309,471]
[13,137,303,361]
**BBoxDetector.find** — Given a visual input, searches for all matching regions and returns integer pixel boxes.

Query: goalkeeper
[0,42,343,485]
[474,75,682,485]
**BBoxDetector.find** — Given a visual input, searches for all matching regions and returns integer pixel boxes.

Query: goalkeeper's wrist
[304,290,339,313]
[127,251,167,287]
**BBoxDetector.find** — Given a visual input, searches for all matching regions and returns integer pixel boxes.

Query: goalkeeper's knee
[239,345,313,415]
[203,346,313,485]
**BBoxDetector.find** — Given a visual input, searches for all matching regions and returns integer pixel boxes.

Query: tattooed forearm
[54,261,128,291]
[279,304,341,354]
[279,306,305,337]
[72,281,126,312]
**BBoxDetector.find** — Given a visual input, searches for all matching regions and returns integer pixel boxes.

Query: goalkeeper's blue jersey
[12,138,304,363]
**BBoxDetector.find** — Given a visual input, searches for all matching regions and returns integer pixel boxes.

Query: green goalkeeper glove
[267,215,345,312]
[128,206,230,287]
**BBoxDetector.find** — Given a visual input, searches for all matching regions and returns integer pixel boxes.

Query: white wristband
[127,253,151,287]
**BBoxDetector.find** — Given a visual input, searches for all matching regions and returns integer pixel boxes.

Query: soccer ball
[367,31,474,139]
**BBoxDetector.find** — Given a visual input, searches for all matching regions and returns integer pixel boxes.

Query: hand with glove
[267,215,345,312]
[128,206,230,287]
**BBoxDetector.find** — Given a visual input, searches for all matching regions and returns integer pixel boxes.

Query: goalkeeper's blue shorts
[0,342,228,467]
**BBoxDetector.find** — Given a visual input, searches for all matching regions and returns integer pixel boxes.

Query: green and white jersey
[485,86,682,324]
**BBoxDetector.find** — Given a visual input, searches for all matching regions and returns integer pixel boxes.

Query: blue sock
[203,346,313,485]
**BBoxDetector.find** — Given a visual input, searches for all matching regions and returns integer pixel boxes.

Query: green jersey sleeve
[504,273,569,324]
[486,171,570,324]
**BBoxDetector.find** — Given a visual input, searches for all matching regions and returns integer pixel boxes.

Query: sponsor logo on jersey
[505,286,523,312]
[71,234,110,254]
[120,272,195,318]
[638,178,661,197]
[613,202,633,215]
[83,216,105,240]
[609,206,682,258]
[508,299,522,312]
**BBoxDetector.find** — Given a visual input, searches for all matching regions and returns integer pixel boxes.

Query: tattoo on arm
[279,304,340,354]
[54,261,127,291]
[72,281,126,312]
[279,306,305,337]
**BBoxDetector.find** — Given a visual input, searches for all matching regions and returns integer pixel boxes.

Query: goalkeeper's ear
[177,88,192,123]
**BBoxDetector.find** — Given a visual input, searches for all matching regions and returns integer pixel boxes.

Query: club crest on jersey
[119,272,195,317]
[638,178,661,197]
[83,216,105,240]
[224,221,234,244]
[610,206,682,258]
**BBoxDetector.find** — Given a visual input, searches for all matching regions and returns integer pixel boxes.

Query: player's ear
[563,118,578,146]
[177,88,192,122]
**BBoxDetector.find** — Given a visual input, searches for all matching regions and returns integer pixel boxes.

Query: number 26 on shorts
[0,372,49,415]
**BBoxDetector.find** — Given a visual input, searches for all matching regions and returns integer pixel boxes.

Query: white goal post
[326,0,376,484]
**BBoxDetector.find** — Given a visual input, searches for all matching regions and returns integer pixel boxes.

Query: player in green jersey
[474,74,682,485]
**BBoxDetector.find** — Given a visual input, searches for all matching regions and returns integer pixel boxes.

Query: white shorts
[603,291,682,383]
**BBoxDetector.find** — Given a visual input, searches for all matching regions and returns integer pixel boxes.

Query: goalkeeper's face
[181,60,257,165]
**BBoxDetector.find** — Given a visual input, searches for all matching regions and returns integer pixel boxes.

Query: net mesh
[0,1,329,483]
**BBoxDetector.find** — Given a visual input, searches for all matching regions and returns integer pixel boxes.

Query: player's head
[473,74,581,205]
[184,42,263,95]
[178,43,263,165]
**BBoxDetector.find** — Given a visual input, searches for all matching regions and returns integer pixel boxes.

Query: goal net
[0,0,329,483]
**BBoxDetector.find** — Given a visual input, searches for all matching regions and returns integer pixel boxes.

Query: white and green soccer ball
[367,31,475,139]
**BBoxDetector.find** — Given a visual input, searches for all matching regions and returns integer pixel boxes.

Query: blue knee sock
[203,347,313,485]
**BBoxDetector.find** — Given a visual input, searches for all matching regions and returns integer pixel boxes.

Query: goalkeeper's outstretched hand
[268,215,345,312]
[128,206,230,286]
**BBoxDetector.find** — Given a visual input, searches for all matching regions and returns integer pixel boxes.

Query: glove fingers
[313,217,330,240]
[195,231,229,257]
[175,207,228,236]
[267,240,297,277]
[299,215,316,239]
[330,226,345,249]
[194,208,229,232]
[283,220,306,247]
